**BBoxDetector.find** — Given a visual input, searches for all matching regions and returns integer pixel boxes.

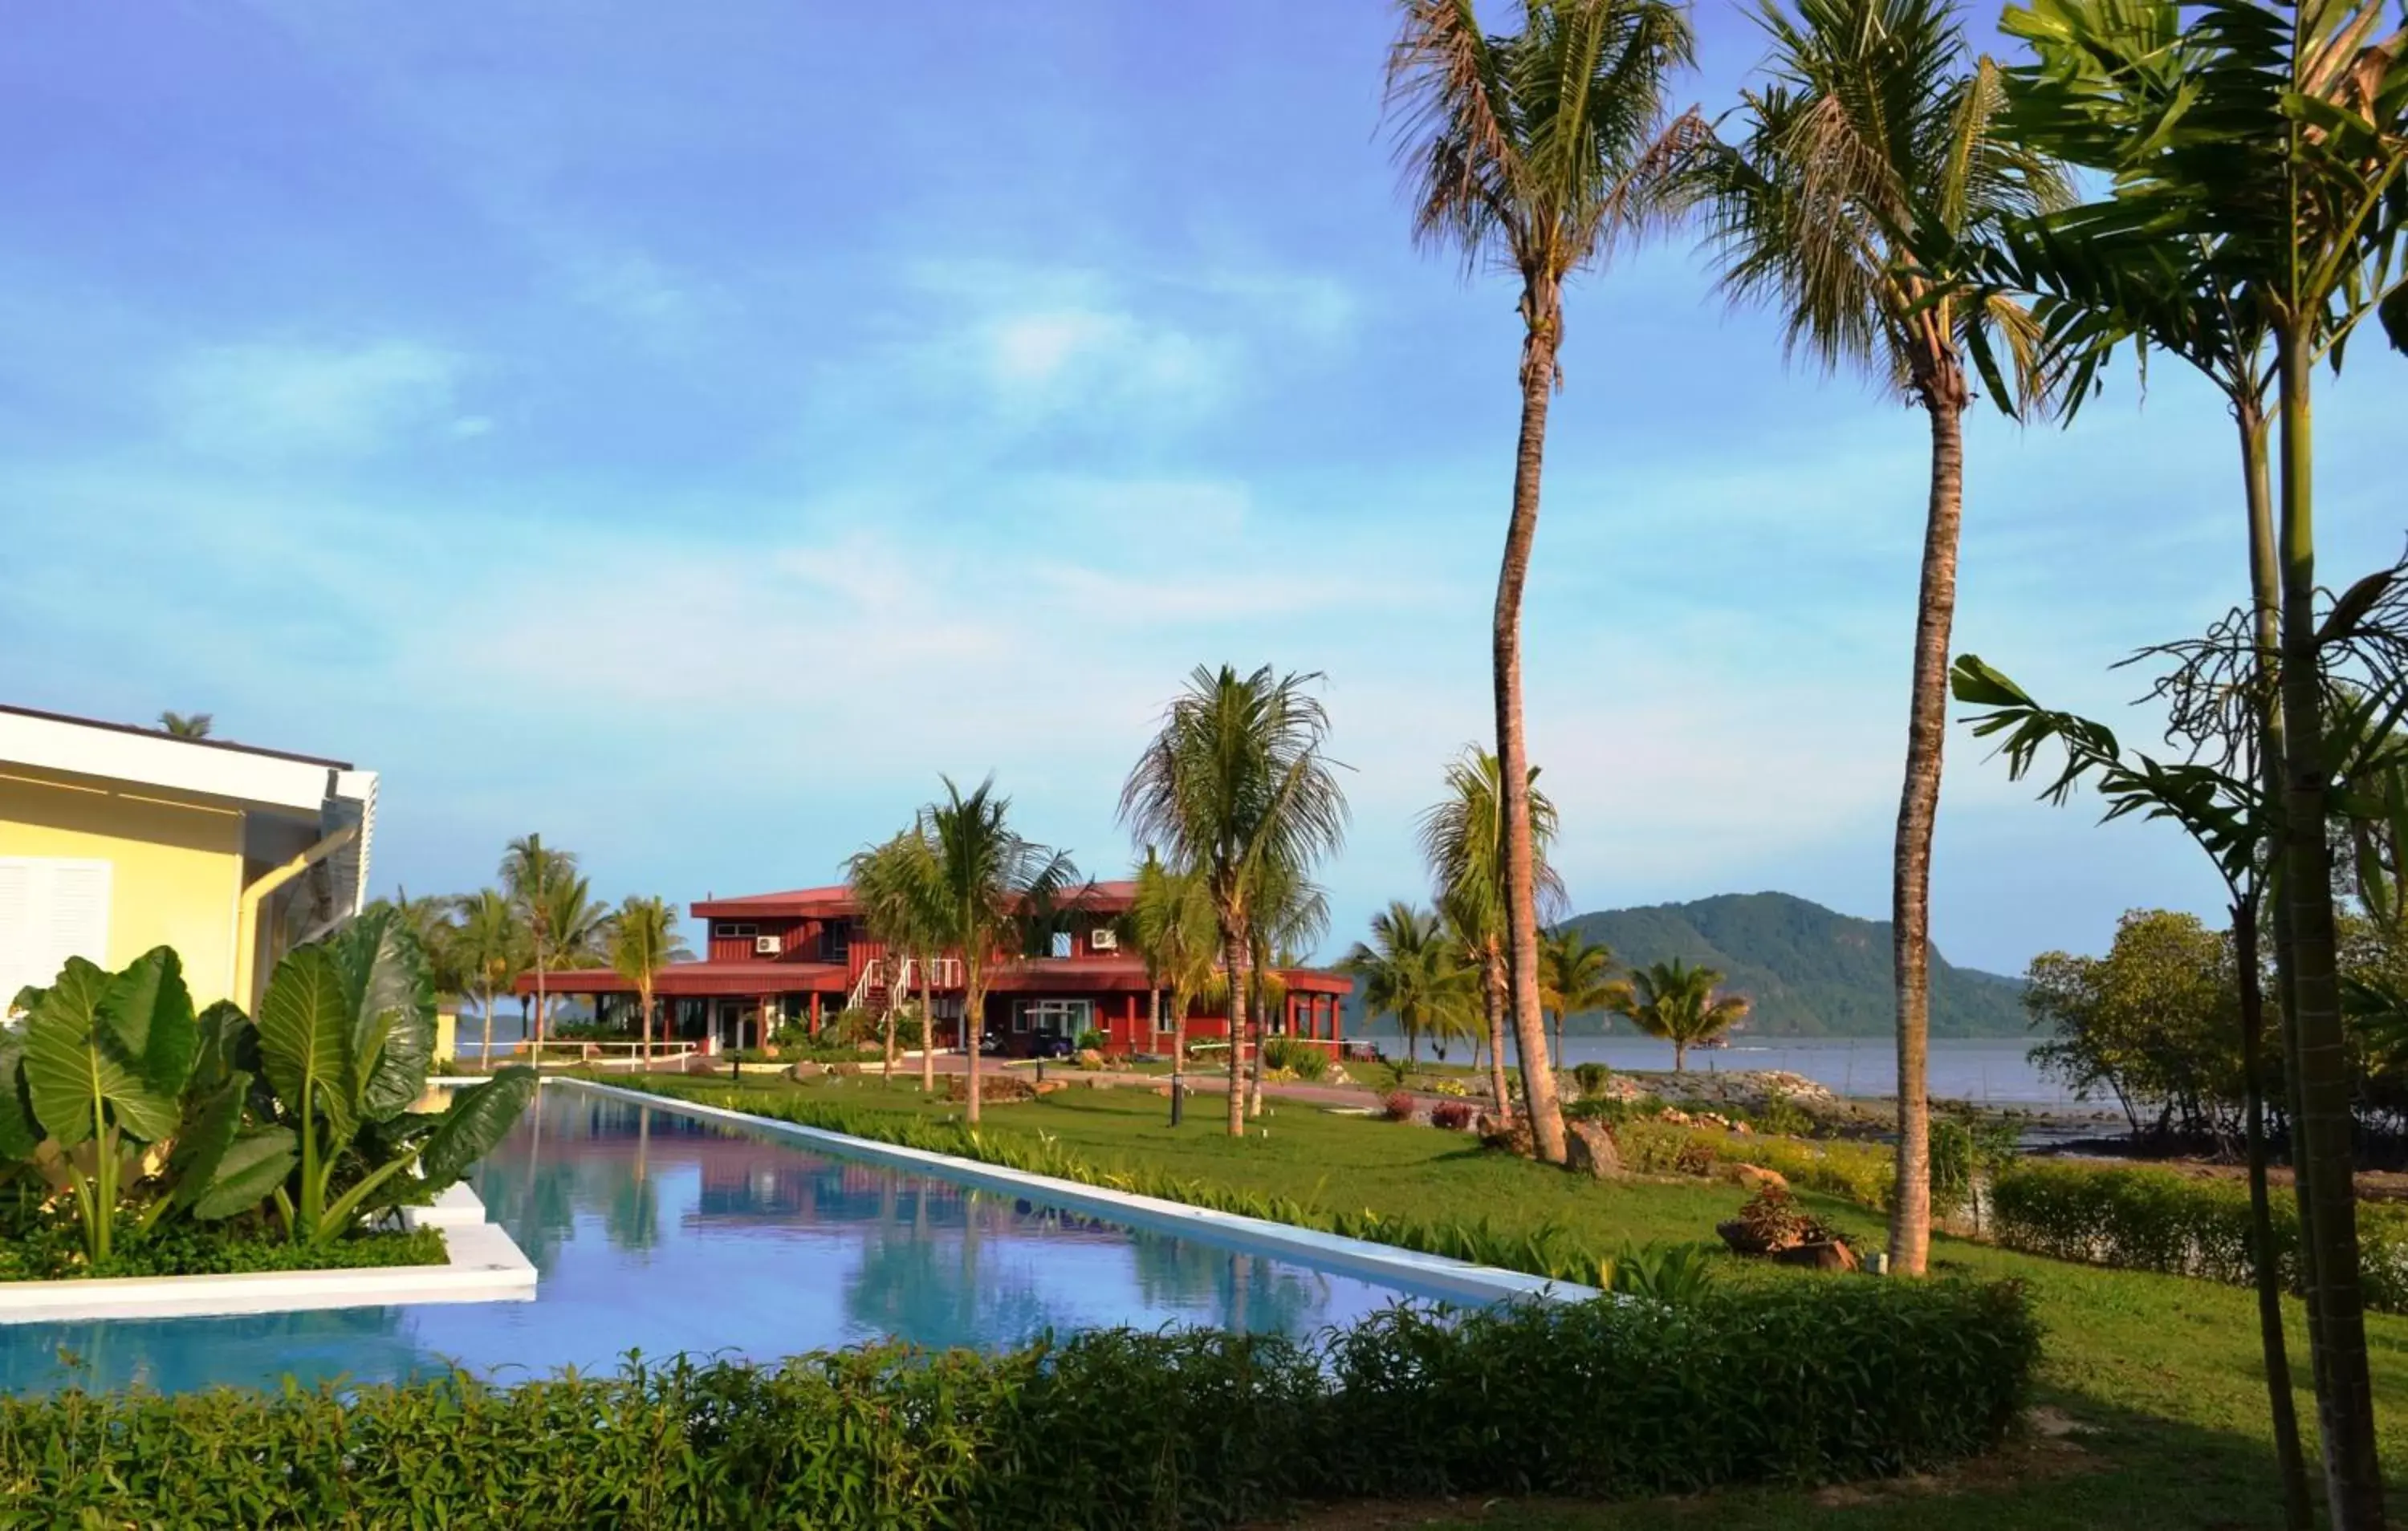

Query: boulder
[1477,1112,1536,1158]
[1076,1048,1107,1071]
[787,1060,824,1082]
[1772,1239,1861,1273]
[1724,1163,1789,1193]
[1563,1119,1622,1179]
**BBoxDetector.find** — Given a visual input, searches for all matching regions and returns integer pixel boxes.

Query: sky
[2,1,2402,978]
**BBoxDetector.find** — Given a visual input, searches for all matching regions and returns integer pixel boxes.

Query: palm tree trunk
[965,974,984,1127]
[1225,928,1250,1138]
[1483,952,1511,1122]
[480,985,496,1073]
[639,976,653,1066]
[1887,381,1967,1278]
[1246,973,1269,1119]
[1675,1039,1688,1074]
[919,967,936,1093]
[2273,327,2384,1528]
[1495,296,1568,1166]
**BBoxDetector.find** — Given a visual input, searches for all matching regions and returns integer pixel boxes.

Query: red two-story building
[524,879,1352,1058]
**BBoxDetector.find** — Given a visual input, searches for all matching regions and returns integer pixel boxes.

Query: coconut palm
[605,895,688,1064]
[502,835,579,1054]
[1385,0,1697,1168]
[1420,748,1567,1146]
[453,888,526,1070]
[848,824,946,1090]
[1539,926,1621,1067]
[1694,0,2069,1275]
[1129,850,1219,1090]
[370,886,470,1006]
[1340,901,1477,1066]
[1609,959,1749,1071]
[1121,664,1348,1139]
[921,776,1077,1126]
[1240,853,1330,1117]
[157,710,214,739]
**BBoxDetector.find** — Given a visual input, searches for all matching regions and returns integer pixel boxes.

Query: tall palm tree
[1420,748,1567,1147]
[372,885,470,1006]
[1696,0,2068,1276]
[502,835,579,1055]
[921,776,1077,1126]
[1386,0,1697,1170]
[849,825,946,1090]
[1539,926,1621,1067]
[605,895,688,1064]
[1129,850,1219,1097]
[1121,664,1348,1139]
[1339,901,1476,1066]
[1609,958,1750,1071]
[453,888,526,1070]
[157,710,214,739]
[1439,884,1515,1116]
[1242,854,1329,1117]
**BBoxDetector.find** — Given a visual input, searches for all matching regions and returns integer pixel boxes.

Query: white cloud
[158,340,470,461]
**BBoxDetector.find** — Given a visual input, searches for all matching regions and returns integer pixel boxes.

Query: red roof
[515,952,1349,999]
[690,879,1142,921]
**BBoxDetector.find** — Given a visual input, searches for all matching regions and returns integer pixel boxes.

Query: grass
[0,1224,446,1281]
[604,1070,2408,1529]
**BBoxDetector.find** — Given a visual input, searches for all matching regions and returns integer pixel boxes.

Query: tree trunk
[1495,289,1568,1166]
[639,977,653,1066]
[2236,895,2315,1531]
[1247,975,1270,1119]
[965,974,984,1127]
[882,970,899,1086]
[1225,928,1250,1138]
[1888,381,1967,1278]
[480,986,496,1074]
[919,967,935,1093]
[1675,1039,1688,1074]
[2274,327,2384,1528]
[1483,951,1511,1121]
[534,948,548,1062]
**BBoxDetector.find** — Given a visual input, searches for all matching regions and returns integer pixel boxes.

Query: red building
[523,879,1352,1058]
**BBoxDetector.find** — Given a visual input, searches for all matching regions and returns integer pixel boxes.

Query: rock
[1477,1112,1536,1158]
[1564,1119,1622,1179]
[787,1061,824,1082]
[1077,1048,1107,1070]
[1772,1239,1861,1273]
[1716,1218,1769,1257]
[1033,1079,1068,1096]
[1725,1163,1790,1193]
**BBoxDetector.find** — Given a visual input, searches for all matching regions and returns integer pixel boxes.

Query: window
[1050,931,1072,959]
[718,922,758,940]
[0,858,112,1009]
[1019,999,1092,1036]
[1011,1006,1031,1034]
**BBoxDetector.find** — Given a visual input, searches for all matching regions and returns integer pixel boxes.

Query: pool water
[0,1086,1444,1396]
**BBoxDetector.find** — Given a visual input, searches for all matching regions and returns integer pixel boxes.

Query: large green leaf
[416,1068,536,1191]
[336,908,437,1122]
[256,944,357,1138]
[0,1041,41,1159]
[98,947,197,1101]
[165,1074,248,1212]
[191,1000,260,1097]
[19,956,177,1147]
[189,1128,298,1221]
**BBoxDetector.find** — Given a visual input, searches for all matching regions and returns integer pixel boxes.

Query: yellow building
[1,704,378,1013]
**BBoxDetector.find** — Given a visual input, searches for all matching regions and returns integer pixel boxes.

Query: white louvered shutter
[0,858,113,1008]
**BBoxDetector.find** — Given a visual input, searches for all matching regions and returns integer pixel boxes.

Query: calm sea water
[0,1086,1446,1396]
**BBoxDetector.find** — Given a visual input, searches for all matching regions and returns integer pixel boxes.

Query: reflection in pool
[1,1086,1443,1395]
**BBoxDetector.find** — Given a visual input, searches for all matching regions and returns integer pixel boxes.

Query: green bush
[0,1225,444,1282]
[1990,1159,2408,1310]
[1572,1060,1613,1098]
[0,1283,2038,1526]
[1074,1026,1108,1054]
[1616,1120,1893,1212]
[1262,1036,1328,1080]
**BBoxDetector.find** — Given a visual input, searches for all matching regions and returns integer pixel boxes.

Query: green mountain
[1552,891,2028,1039]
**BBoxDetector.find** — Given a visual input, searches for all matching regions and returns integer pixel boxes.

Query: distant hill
[1552,891,2028,1039]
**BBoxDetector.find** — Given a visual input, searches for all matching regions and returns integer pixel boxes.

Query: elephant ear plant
[0,912,535,1266]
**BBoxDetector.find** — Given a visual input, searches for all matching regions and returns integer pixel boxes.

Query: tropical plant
[1239,854,1330,1117]
[1129,850,1220,1085]
[1539,926,1621,1068]
[370,887,470,1008]
[1608,959,1750,1071]
[921,777,1078,1126]
[453,888,527,1071]
[156,710,213,739]
[502,835,576,1054]
[1694,0,2069,1278]
[1338,902,1477,1066]
[1121,664,1348,1139]
[1421,748,1568,1151]
[605,896,689,1064]
[1385,0,1695,1175]
[849,823,947,1090]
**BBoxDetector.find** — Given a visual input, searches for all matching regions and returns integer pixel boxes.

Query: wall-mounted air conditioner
[755,935,783,956]
[1089,928,1118,952]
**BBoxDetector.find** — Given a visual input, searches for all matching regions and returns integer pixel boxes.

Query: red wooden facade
[519,879,1352,1058]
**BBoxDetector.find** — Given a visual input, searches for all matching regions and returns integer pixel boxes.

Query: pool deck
[554,1077,1599,1308]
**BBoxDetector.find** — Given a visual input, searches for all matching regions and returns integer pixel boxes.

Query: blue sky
[2,1,2402,977]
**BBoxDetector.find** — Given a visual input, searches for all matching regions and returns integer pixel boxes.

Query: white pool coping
[0,1185,537,1326]
[563,1077,1598,1308]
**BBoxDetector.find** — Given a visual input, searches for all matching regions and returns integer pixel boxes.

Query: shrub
[1381,1090,1417,1123]
[1990,1159,2408,1310]
[1604,1241,1719,1305]
[0,1283,2038,1526]
[1074,1026,1108,1054]
[1572,1060,1613,1098]
[1617,1121,1893,1212]
[1755,1090,1815,1139]
[1430,1100,1476,1131]
[1262,1037,1328,1081]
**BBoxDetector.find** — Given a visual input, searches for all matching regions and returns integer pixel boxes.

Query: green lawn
[616,1070,2406,1529]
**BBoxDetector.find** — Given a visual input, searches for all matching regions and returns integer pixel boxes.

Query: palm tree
[1386,0,1697,1170]
[1129,850,1219,1100]
[1241,854,1329,1117]
[453,888,526,1070]
[849,825,946,1089]
[605,895,688,1064]
[1539,926,1621,1067]
[1439,885,1514,1116]
[502,835,576,1054]
[1339,901,1476,1066]
[157,710,214,739]
[372,885,470,1003]
[1695,0,2068,1276]
[921,776,1077,1126]
[1420,748,1567,1147]
[1609,959,1749,1071]
[1121,664,1348,1139]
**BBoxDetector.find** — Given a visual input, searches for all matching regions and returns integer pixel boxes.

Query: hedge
[1990,1159,2408,1311]
[0,1281,2038,1528]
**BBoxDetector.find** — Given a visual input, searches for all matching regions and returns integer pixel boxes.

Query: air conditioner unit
[755,935,783,956]
[1089,928,1118,952]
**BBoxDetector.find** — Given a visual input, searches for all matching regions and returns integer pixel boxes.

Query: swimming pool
[0,1084,1464,1396]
